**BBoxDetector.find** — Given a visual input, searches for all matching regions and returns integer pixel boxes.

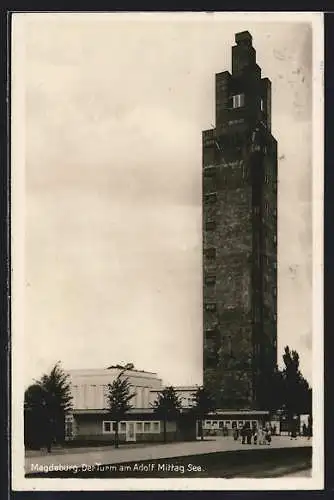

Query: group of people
[233,422,272,445]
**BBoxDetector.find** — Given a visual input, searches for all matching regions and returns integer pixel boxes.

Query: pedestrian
[241,424,246,444]
[246,423,252,445]
[253,425,258,445]
[258,427,265,445]
[302,423,307,437]
[265,427,272,445]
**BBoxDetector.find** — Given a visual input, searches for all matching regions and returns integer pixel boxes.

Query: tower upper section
[215,31,272,136]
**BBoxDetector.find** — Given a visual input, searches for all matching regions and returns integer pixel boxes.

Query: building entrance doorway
[126,422,136,442]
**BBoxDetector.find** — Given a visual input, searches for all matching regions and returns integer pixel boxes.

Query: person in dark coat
[246,423,252,445]
[265,427,272,445]
[241,424,246,444]
[252,424,258,445]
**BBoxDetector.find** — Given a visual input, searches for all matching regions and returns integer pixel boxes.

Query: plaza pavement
[283,468,312,477]
[25,436,312,475]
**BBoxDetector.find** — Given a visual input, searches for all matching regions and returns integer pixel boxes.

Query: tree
[37,361,73,444]
[190,386,216,440]
[258,366,285,414]
[106,370,136,448]
[24,384,50,449]
[24,362,73,448]
[151,386,182,443]
[281,346,312,420]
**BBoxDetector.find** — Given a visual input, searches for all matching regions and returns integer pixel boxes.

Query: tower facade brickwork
[203,31,278,409]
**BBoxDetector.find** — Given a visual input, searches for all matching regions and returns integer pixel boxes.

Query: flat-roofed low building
[65,366,196,443]
[68,366,162,411]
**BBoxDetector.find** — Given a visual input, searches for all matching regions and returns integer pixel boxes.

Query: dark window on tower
[204,193,217,204]
[228,118,245,126]
[205,220,216,231]
[205,329,217,340]
[204,351,218,369]
[205,303,217,312]
[204,166,216,178]
[205,275,216,286]
[205,248,216,260]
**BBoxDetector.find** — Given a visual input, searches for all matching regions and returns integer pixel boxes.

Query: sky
[15,13,316,387]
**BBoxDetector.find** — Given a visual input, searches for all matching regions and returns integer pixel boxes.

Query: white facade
[68,367,163,410]
[149,385,199,409]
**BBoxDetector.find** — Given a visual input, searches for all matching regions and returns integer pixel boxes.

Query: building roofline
[67,368,160,377]
[207,410,270,416]
[150,386,200,392]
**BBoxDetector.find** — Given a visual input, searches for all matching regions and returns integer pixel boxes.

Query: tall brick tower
[203,31,278,409]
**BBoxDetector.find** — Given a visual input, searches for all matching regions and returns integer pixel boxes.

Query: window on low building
[219,421,224,428]
[103,421,112,433]
[144,422,151,433]
[119,422,126,433]
[152,422,160,433]
[136,422,143,433]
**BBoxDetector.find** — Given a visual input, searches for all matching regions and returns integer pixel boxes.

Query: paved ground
[283,468,312,477]
[25,436,312,475]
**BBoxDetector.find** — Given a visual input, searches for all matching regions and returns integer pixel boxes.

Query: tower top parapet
[235,31,253,46]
